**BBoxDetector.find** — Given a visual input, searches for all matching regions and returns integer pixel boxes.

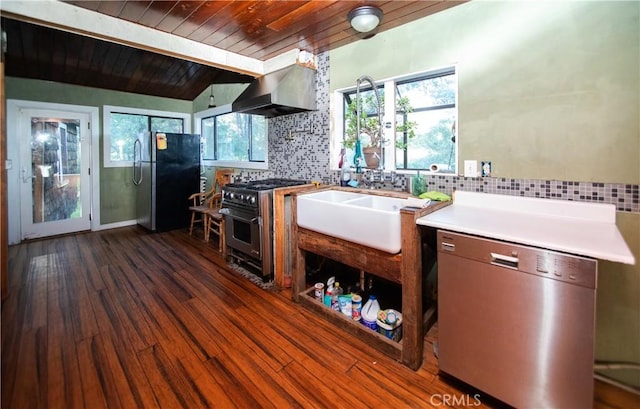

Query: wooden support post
[0,54,6,301]
[291,193,306,302]
[274,184,316,288]
[400,208,423,370]
[273,188,286,288]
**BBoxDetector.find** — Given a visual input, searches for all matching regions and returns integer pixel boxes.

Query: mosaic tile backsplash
[321,171,639,214]
[234,51,331,183]
[233,51,638,214]
[414,175,639,213]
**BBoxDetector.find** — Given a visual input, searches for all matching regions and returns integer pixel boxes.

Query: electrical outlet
[464,160,478,177]
[481,161,492,177]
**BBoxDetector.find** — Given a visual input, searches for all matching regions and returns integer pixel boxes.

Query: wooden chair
[203,169,234,252]
[188,176,208,237]
[188,168,234,250]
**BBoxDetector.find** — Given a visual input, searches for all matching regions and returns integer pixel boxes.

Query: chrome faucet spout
[355,75,384,171]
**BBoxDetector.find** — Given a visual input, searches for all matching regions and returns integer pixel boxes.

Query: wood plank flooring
[2,226,638,408]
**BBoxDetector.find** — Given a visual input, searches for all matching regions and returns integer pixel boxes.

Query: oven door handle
[220,208,259,224]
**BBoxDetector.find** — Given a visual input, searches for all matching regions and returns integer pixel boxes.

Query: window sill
[331,168,455,176]
[204,160,269,170]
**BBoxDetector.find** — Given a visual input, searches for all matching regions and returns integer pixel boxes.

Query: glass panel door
[20,109,91,239]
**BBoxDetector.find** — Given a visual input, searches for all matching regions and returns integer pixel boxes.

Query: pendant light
[348,6,383,34]
[208,85,216,108]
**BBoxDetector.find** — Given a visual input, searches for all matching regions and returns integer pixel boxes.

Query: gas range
[221,178,308,281]
[222,178,308,210]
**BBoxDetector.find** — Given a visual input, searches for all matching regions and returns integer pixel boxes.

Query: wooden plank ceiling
[3,1,464,100]
[2,18,254,100]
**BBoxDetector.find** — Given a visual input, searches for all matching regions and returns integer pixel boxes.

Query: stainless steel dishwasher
[437,230,597,408]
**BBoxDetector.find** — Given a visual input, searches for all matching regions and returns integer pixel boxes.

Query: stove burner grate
[227,178,308,191]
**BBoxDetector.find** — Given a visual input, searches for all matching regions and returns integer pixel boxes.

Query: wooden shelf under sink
[291,187,451,369]
[298,286,403,360]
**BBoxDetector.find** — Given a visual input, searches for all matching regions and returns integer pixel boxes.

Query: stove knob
[238,193,244,202]
[249,196,256,205]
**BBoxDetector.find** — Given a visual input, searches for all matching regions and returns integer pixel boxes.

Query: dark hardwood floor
[2,226,638,408]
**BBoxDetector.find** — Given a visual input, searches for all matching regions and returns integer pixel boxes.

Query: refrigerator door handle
[132,139,143,185]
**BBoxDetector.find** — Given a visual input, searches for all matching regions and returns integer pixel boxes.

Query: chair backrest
[198,176,207,205]
[214,168,234,192]
[209,168,234,209]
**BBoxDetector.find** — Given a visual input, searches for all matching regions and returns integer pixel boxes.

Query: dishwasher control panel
[437,230,597,289]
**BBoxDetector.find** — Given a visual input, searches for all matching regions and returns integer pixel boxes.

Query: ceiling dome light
[348,6,383,34]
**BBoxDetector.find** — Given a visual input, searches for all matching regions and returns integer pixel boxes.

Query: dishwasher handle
[490,252,519,269]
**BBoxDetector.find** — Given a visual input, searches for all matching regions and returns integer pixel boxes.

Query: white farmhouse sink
[296,190,409,253]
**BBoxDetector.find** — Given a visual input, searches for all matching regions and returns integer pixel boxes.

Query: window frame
[102,105,191,168]
[333,66,457,174]
[194,104,269,170]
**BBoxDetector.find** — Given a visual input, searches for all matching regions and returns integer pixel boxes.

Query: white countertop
[416,191,636,265]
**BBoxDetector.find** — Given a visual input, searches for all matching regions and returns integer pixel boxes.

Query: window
[196,105,268,169]
[103,106,190,167]
[395,69,457,171]
[337,67,457,173]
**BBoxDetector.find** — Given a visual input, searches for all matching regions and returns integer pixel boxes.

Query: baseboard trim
[94,219,137,231]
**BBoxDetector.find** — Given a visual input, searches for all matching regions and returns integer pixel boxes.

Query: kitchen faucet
[355,75,384,173]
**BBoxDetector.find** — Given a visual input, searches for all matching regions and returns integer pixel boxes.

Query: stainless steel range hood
[232,64,317,118]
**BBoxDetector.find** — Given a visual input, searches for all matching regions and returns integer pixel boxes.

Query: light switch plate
[464,160,478,177]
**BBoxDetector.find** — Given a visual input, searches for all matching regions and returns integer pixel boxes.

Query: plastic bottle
[324,276,335,307]
[331,282,343,311]
[324,286,333,307]
[340,162,351,187]
[361,294,380,330]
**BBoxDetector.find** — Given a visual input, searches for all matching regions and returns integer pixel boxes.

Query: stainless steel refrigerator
[132,131,200,232]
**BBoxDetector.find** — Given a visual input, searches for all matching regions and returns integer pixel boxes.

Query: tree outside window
[396,70,457,172]
[201,112,266,162]
[339,67,457,173]
[109,113,147,162]
[108,112,184,162]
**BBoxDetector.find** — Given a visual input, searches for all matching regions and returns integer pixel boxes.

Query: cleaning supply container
[351,294,362,321]
[361,295,380,330]
[331,282,343,311]
[376,309,403,342]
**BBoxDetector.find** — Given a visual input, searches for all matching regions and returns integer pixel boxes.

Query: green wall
[331,1,639,387]
[331,0,639,185]
[192,83,247,115]
[5,77,248,224]
[597,212,640,387]
[5,77,192,224]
